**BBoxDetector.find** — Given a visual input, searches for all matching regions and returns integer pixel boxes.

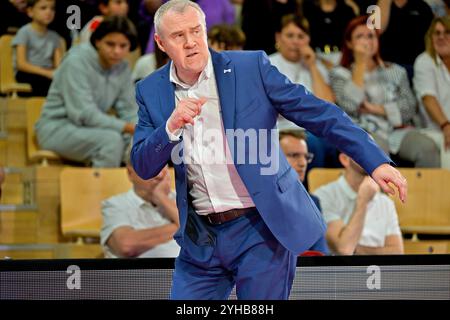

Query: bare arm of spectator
[422,96,450,149]
[52,38,65,68]
[301,45,335,103]
[16,44,54,79]
[354,235,404,254]
[106,223,178,257]
[377,0,392,33]
[151,171,180,227]
[326,177,379,255]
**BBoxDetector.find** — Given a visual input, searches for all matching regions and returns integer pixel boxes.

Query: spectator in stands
[241,0,300,55]
[377,0,433,78]
[279,130,320,209]
[0,0,30,36]
[302,0,357,67]
[12,0,64,96]
[101,145,180,258]
[413,16,450,169]
[207,24,246,51]
[35,16,138,167]
[270,14,340,172]
[279,130,330,254]
[313,152,404,255]
[132,41,168,82]
[78,0,129,43]
[330,16,440,168]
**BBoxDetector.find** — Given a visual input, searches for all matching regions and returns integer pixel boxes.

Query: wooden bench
[25,97,62,165]
[60,167,132,241]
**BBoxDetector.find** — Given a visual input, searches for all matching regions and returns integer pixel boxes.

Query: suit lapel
[211,50,236,131]
[158,63,176,121]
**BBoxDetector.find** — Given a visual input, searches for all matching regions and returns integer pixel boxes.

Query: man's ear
[154,34,167,53]
[338,153,348,168]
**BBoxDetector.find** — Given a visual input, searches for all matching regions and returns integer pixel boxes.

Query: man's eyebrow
[169,24,202,37]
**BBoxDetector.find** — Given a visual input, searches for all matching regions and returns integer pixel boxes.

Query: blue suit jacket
[131,50,390,254]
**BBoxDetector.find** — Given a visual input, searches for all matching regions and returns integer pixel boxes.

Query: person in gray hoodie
[35,16,138,167]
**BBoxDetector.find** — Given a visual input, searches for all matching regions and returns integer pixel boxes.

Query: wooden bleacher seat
[308,168,450,237]
[25,97,61,165]
[403,240,449,254]
[60,167,132,241]
[0,35,32,98]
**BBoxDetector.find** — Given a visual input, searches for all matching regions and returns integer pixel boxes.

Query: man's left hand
[371,163,407,203]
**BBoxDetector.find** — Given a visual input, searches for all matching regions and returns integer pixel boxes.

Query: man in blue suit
[131,0,407,300]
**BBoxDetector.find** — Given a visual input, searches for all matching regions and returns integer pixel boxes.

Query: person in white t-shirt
[101,145,180,258]
[269,13,335,131]
[269,13,339,170]
[313,152,404,255]
[413,16,450,169]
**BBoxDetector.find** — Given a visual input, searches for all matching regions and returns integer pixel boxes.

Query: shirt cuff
[165,121,183,142]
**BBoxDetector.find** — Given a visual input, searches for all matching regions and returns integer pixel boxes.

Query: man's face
[280,136,310,182]
[155,6,209,84]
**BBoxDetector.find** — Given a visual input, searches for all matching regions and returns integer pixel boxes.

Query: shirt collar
[169,53,212,89]
[128,189,155,209]
[337,175,357,201]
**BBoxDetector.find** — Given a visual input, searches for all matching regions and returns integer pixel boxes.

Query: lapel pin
[223,68,232,74]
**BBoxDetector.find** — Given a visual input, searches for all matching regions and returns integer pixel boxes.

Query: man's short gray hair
[154,0,206,36]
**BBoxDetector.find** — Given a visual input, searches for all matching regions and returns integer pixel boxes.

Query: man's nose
[184,34,196,48]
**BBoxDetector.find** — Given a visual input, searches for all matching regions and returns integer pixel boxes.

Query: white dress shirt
[165,56,255,215]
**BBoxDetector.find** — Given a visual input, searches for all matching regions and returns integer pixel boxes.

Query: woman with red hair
[330,16,439,168]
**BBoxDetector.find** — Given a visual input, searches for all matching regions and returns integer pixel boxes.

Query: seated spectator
[0,0,30,36]
[377,0,433,78]
[207,24,246,51]
[270,14,339,171]
[101,146,180,258]
[413,16,450,169]
[78,0,129,44]
[279,130,329,254]
[313,152,404,255]
[132,41,168,82]
[330,16,440,167]
[12,0,64,96]
[35,16,138,167]
[302,0,357,67]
